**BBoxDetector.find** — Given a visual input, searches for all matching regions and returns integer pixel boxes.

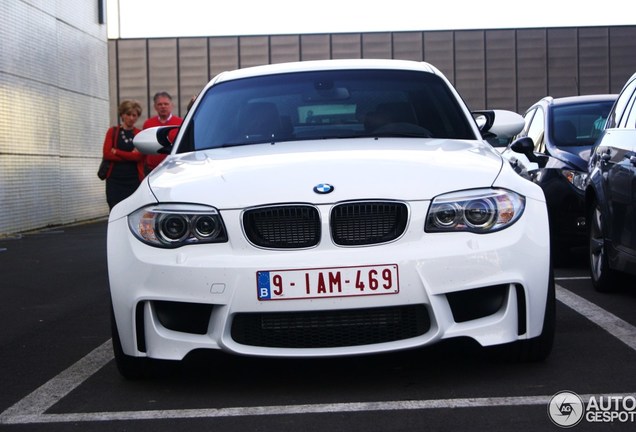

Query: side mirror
[510,136,535,156]
[509,136,546,167]
[473,110,525,140]
[502,136,539,176]
[133,126,179,155]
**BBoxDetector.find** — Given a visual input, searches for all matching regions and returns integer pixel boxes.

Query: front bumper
[534,169,587,247]
[108,199,551,361]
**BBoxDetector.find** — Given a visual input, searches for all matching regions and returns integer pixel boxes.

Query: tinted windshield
[178,69,476,152]
[549,100,615,148]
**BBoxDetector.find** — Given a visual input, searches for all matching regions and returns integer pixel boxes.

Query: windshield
[177,69,476,152]
[549,100,615,148]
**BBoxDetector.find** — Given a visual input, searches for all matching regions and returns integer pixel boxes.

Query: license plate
[257,264,399,300]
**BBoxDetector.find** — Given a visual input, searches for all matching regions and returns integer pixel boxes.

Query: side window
[527,107,545,153]
[607,78,636,129]
[620,90,636,129]
[516,108,536,139]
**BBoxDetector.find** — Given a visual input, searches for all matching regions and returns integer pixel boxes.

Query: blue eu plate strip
[257,271,271,300]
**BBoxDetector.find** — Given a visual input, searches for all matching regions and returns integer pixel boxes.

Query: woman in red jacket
[102,100,145,210]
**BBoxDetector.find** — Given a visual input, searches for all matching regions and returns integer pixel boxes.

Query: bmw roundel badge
[313,183,335,194]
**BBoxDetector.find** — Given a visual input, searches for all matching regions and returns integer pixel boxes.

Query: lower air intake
[231,305,430,348]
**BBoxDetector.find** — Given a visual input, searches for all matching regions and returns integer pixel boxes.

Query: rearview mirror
[302,87,350,101]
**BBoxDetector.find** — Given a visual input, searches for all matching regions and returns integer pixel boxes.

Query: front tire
[111,306,151,379]
[110,305,175,379]
[490,270,555,362]
[588,200,620,292]
[518,273,555,362]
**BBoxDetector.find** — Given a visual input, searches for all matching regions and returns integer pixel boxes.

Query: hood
[548,145,591,171]
[146,138,504,209]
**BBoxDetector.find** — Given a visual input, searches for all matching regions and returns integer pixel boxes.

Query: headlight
[425,189,525,233]
[560,169,587,191]
[128,204,228,248]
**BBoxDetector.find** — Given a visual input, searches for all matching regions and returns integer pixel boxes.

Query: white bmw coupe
[107,59,554,379]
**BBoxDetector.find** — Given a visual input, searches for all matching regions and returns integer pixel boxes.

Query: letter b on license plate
[257,264,399,300]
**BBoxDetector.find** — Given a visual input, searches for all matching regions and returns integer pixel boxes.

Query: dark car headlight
[425,189,525,233]
[128,204,228,248]
[560,169,587,191]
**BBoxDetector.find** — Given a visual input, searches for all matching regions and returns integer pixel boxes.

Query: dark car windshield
[177,69,476,152]
[549,101,615,148]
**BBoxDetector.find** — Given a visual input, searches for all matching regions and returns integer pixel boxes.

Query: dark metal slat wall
[108,26,636,125]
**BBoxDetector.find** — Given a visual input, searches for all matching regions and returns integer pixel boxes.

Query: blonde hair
[118,100,142,117]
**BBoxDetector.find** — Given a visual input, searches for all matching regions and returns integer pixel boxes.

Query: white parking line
[1,284,635,425]
[556,285,636,351]
[0,340,113,424]
[5,393,636,425]
[555,276,590,281]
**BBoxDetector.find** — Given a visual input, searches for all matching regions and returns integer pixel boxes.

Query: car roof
[524,94,617,113]
[211,59,441,84]
[550,94,618,106]
[618,72,636,93]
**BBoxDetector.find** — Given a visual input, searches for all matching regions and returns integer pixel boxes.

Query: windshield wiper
[355,131,432,139]
[218,139,276,148]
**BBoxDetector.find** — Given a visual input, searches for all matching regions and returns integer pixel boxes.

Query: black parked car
[503,95,617,263]
[586,73,636,291]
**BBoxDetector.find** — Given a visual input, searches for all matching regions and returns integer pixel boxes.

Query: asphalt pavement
[0,220,111,415]
[2,220,636,431]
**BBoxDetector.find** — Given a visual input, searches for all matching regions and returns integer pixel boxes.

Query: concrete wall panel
[517,29,547,112]
[1,0,109,234]
[300,34,330,61]
[485,30,516,112]
[455,31,485,110]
